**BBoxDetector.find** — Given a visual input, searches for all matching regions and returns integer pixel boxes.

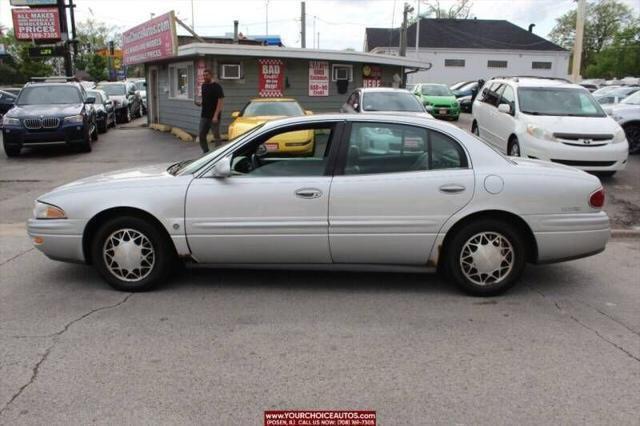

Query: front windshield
[621,91,640,105]
[134,81,145,90]
[362,92,424,112]
[17,85,82,105]
[518,88,606,117]
[87,91,103,103]
[175,123,266,175]
[98,84,126,96]
[242,101,303,117]
[422,85,453,96]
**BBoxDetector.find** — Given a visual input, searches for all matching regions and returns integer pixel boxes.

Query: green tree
[425,0,473,19]
[0,31,53,84]
[549,0,635,74]
[87,54,107,81]
[584,22,640,78]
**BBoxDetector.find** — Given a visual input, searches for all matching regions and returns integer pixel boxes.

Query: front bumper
[2,123,86,146]
[427,106,459,119]
[519,133,628,171]
[526,211,610,263]
[27,218,87,263]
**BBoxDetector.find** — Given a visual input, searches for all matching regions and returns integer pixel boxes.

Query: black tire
[98,119,107,134]
[3,143,21,157]
[595,171,616,178]
[91,216,176,292]
[76,129,92,152]
[91,122,99,141]
[445,219,527,297]
[624,124,640,155]
[508,137,521,157]
[471,121,479,136]
[109,114,116,128]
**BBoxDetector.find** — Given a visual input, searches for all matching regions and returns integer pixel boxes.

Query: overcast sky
[1,0,639,51]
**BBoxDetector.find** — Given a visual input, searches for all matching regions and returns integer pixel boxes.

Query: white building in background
[365,18,571,85]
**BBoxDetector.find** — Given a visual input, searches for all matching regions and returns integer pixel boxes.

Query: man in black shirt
[195,69,224,153]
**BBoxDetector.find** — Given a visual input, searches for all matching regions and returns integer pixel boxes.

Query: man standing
[195,69,224,153]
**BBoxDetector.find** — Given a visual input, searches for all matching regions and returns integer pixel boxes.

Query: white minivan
[471,77,628,176]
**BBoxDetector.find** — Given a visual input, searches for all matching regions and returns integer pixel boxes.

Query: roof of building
[177,43,428,68]
[365,18,566,52]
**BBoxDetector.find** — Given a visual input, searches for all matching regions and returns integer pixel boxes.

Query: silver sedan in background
[28,114,609,296]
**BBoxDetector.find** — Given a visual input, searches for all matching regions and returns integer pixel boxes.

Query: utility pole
[57,0,72,76]
[415,0,420,54]
[300,2,306,48]
[191,0,195,31]
[265,0,269,36]
[399,2,413,57]
[68,0,77,57]
[571,0,586,82]
[313,16,316,48]
[317,32,320,49]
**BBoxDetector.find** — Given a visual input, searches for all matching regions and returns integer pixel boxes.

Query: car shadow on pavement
[9,144,89,159]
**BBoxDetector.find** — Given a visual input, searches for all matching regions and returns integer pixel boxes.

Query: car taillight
[589,188,605,209]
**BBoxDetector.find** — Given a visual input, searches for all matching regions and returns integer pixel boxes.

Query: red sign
[265,411,376,426]
[309,61,329,96]
[12,8,61,41]
[362,65,382,88]
[258,59,284,97]
[363,78,382,88]
[122,11,177,66]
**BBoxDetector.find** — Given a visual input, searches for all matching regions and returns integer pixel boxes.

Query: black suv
[2,77,98,157]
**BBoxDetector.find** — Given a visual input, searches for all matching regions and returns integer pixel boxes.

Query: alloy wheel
[103,228,155,282]
[459,231,514,286]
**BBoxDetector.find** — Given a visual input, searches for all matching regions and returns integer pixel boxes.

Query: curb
[149,123,171,132]
[611,229,640,239]
[170,127,194,143]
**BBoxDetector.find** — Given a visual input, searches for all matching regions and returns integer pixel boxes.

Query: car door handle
[295,188,323,199]
[439,184,466,194]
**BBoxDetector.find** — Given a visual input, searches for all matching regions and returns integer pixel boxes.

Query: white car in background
[340,87,433,119]
[605,90,640,154]
[471,77,628,176]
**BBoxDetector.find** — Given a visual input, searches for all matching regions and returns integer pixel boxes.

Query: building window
[168,62,194,100]
[487,60,508,68]
[332,64,353,81]
[220,63,242,79]
[444,59,465,67]
[532,61,552,70]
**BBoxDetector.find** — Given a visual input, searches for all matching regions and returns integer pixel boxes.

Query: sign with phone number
[12,8,61,41]
[309,61,329,96]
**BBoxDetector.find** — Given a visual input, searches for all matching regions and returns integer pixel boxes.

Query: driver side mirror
[231,111,240,118]
[211,156,232,178]
[498,103,512,114]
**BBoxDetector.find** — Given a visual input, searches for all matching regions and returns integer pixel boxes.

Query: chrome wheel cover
[103,228,155,282]
[460,232,514,286]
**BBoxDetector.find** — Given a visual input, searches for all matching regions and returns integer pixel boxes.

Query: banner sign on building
[10,0,57,5]
[258,59,284,97]
[362,64,382,88]
[308,61,329,96]
[12,8,61,41]
[122,11,178,66]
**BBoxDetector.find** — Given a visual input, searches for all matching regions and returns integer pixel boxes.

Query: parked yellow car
[228,98,314,155]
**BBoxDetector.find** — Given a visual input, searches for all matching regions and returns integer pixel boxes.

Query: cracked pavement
[1,118,639,424]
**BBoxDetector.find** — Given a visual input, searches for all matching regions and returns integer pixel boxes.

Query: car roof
[491,77,583,89]
[359,87,411,93]
[249,98,298,102]
[257,113,444,131]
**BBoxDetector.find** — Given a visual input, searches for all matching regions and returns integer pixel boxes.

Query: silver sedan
[28,114,609,296]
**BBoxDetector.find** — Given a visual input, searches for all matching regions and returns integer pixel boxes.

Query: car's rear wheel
[624,124,640,154]
[508,137,521,157]
[91,216,175,292]
[445,219,526,296]
[91,122,99,141]
[3,143,21,157]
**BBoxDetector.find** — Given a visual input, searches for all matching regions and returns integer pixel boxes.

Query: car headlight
[2,116,20,126]
[63,114,84,124]
[613,128,627,144]
[526,124,556,141]
[33,201,67,219]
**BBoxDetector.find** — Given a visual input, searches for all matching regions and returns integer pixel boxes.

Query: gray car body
[28,114,609,271]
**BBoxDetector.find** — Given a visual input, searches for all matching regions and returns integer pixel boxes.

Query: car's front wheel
[3,142,21,157]
[445,219,526,296]
[624,124,640,154]
[91,216,175,292]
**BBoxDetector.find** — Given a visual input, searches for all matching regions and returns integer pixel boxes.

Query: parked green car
[412,83,460,121]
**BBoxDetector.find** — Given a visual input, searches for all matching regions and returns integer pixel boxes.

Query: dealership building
[365,18,571,85]
[125,12,425,136]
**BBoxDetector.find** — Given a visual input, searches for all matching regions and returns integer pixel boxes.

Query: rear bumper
[525,212,610,263]
[519,133,628,171]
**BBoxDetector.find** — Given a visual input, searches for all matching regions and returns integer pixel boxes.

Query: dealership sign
[12,8,61,41]
[258,59,284,97]
[122,11,178,66]
[308,61,329,96]
[362,64,382,88]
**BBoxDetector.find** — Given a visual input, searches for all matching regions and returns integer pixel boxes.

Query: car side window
[230,123,336,177]
[486,83,503,107]
[343,123,468,175]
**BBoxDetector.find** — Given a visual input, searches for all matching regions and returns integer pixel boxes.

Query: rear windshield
[422,85,453,96]
[98,84,126,96]
[17,85,82,105]
[242,101,303,117]
[518,87,606,117]
[362,92,425,112]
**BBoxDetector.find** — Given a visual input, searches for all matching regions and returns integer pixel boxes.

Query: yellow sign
[113,57,121,70]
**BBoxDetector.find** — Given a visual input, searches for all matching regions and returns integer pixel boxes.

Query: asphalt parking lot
[1,119,639,424]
